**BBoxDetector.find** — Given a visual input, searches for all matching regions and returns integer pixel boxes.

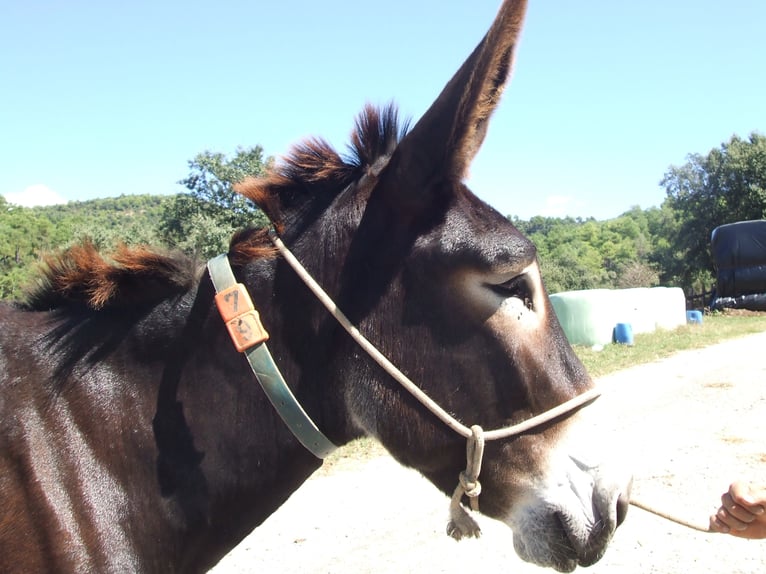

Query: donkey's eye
[490,274,534,311]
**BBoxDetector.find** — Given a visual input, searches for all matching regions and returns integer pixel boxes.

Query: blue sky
[2,1,764,220]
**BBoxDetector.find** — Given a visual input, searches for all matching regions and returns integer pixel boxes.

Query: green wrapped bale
[549,290,616,347]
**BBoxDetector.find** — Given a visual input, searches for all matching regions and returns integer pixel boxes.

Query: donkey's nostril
[614,474,634,528]
[616,493,630,526]
[615,479,633,527]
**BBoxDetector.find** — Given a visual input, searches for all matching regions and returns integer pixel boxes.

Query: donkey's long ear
[387,0,528,189]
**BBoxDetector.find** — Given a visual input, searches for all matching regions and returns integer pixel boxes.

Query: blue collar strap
[206,253,337,459]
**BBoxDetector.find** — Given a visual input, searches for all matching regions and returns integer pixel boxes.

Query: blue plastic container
[686,310,703,324]
[613,322,634,345]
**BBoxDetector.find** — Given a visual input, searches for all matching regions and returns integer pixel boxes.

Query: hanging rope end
[446,424,486,540]
[446,512,482,540]
[447,484,482,540]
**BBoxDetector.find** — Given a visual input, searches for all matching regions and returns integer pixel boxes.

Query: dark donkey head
[234,0,630,570]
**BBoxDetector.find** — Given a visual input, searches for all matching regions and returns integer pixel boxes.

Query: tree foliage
[160,146,270,259]
[2,133,763,301]
[514,210,661,294]
[660,132,766,288]
[0,147,272,300]
[0,195,165,300]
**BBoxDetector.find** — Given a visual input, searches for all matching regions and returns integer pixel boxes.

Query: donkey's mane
[235,103,408,230]
[23,242,200,311]
[23,104,408,311]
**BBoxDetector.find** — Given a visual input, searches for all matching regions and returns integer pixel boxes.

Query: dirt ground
[212,331,766,574]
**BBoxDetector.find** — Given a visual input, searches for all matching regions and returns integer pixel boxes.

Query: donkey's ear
[387,0,528,190]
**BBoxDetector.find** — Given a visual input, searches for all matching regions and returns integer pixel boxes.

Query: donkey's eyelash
[489,275,534,310]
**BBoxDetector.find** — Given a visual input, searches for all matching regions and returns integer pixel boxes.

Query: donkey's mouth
[555,510,609,569]
[511,505,615,573]
[513,520,577,573]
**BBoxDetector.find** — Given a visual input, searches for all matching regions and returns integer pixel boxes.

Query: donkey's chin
[510,507,612,572]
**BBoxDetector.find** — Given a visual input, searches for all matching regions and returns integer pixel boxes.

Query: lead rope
[629,497,710,532]
[269,231,601,540]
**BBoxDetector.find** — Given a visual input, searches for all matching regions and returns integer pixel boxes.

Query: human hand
[709,481,766,539]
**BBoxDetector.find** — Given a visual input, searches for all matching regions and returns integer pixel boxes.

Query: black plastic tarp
[711,220,766,298]
[712,294,766,312]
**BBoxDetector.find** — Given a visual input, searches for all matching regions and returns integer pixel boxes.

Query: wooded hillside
[2,133,763,302]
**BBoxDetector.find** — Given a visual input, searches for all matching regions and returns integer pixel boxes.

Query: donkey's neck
[125,272,328,570]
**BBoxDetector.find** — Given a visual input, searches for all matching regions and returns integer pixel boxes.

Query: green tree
[512,209,663,293]
[160,146,271,258]
[0,198,55,299]
[0,194,168,300]
[660,132,766,289]
[59,195,164,250]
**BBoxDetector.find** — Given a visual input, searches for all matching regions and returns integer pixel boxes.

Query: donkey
[0,0,630,572]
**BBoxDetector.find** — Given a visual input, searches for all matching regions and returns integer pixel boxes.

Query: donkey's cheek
[492,296,541,333]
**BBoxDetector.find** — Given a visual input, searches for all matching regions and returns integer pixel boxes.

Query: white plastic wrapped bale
[549,289,617,347]
[650,287,687,330]
[611,288,655,334]
[550,287,688,347]
[611,287,686,333]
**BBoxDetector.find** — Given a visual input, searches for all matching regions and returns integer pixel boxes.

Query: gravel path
[212,331,766,574]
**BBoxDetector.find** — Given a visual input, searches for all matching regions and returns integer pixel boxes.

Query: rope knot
[447,425,486,541]
[458,471,482,498]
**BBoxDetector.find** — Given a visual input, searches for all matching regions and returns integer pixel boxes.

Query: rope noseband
[208,230,601,539]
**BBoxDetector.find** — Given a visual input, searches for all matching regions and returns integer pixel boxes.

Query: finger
[722,493,758,523]
[730,482,754,505]
[730,482,766,513]
[709,514,730,533]
[716,507,751,531]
